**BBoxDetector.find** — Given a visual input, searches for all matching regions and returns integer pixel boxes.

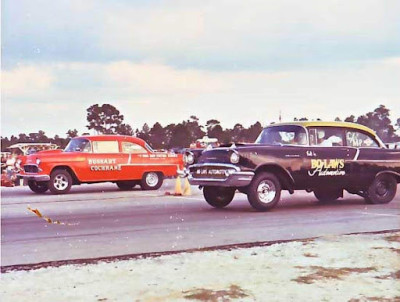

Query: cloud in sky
[3,0,400,69]
[1,0,400,137]
[2,58,399,136]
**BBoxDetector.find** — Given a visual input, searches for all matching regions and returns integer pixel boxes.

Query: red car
[19,135,184,194]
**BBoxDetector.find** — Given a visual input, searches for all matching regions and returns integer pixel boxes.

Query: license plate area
[193,167,228,179]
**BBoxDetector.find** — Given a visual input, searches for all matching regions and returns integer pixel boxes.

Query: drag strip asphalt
[1,181,399,267]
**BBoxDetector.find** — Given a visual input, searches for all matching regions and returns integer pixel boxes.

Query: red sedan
[19,135,184,194]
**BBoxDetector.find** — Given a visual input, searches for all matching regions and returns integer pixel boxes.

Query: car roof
[268,121,376,136]
[75,135,146,144]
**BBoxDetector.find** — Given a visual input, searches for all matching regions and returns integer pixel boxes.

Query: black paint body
[188,125,400,194]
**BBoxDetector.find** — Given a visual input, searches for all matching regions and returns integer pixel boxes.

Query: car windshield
[255,125,308,145]
[64,138,92,152]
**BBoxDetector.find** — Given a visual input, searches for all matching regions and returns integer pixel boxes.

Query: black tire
[314,188,342,203]
[48,169,73,194]
[247,172,281,211]
[28,180,49,194]
[203,186,235,208]
[116,180,138,190]
[365,174,397,204]
[140,172,163,190]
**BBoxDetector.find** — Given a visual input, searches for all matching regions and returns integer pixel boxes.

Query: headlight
[36,158,41,165]
[184,153,194,165]
[230,152,240,164]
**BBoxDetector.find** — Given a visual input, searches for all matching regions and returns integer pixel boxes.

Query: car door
[119,141,149,181]
[303,127,357,188]
[344,129,385,187]
[83,140,125,182]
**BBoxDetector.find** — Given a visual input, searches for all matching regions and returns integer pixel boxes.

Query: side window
[346,131,379,148]
[309,128,317,146]
[309,127,344,147]
[92,141,119,153]
[122,142,147,154]
[81,141,92,152]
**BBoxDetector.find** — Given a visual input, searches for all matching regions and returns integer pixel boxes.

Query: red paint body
[20,135,183,186]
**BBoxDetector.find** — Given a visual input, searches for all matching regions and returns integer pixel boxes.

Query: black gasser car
[187,122,400,211]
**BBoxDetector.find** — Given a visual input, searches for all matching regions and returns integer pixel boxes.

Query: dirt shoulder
[1,231,400,302]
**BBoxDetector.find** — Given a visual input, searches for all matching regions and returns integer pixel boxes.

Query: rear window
[92,141,119,153]
[121,142,147,154]
[346,130,379,148]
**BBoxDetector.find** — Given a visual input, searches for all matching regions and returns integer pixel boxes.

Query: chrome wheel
[145,172,159,187]
[257,180,276,204]
[54,174,69,191]
[247,172,281,211]
[49,169,72,194]
[141,172,163,190]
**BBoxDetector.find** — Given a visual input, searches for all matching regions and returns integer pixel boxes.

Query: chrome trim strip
[17,174,50,181]
[189,163,240,171]
[353,148,360,160]
[188,171,255,182]
[119,163,177,166]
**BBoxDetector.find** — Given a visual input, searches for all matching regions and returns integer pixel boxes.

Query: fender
[376,170,400,182]
[51,165,81,184]
[255,163,295,193]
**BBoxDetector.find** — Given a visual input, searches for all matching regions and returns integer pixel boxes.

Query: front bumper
[188,164,254,187]
[17,174,50,182]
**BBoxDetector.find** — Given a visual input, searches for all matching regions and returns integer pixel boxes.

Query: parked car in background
[19,135,184,194]
[187,121,400,211]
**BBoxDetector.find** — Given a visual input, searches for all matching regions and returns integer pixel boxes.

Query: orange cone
[174,177,183,196]
[183,178,191,196]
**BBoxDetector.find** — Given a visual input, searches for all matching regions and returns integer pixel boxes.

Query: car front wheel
[140,172,163,190]
[48,169,73,194]
[247,172,281,211]
[203,186,235,208]
[28,180,49,194]
[365,174,397,204]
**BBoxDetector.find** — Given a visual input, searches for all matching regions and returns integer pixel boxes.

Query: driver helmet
[297,132,307,145]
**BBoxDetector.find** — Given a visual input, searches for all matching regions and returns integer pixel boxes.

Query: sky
[2,0,400,137]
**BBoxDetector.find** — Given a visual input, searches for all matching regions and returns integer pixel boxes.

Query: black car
[186,122,400,211]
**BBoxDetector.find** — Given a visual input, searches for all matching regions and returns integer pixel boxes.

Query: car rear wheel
[48,169,72,194]
[203,186,235,208]
[314,188,342,203]
[116,180,138,190]
[140,172,163,190]
[28,180,48,194]
[247,172,281,211]
[365,174,397,204]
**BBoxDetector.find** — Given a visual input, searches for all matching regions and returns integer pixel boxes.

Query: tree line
[1,104,399,151]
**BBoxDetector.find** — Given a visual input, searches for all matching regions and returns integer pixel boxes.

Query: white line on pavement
[360,212,399,217]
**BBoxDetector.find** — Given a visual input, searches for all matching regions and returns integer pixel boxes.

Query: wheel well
[376,171,400,183]
[143,171,164,178]
[51,166,80,185]
[255,165,295,193]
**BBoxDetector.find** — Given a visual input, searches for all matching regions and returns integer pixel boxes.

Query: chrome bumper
[17,174,50,182]
[188,164,254,187]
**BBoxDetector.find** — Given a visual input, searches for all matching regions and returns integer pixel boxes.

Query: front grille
[24,165,39,173]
